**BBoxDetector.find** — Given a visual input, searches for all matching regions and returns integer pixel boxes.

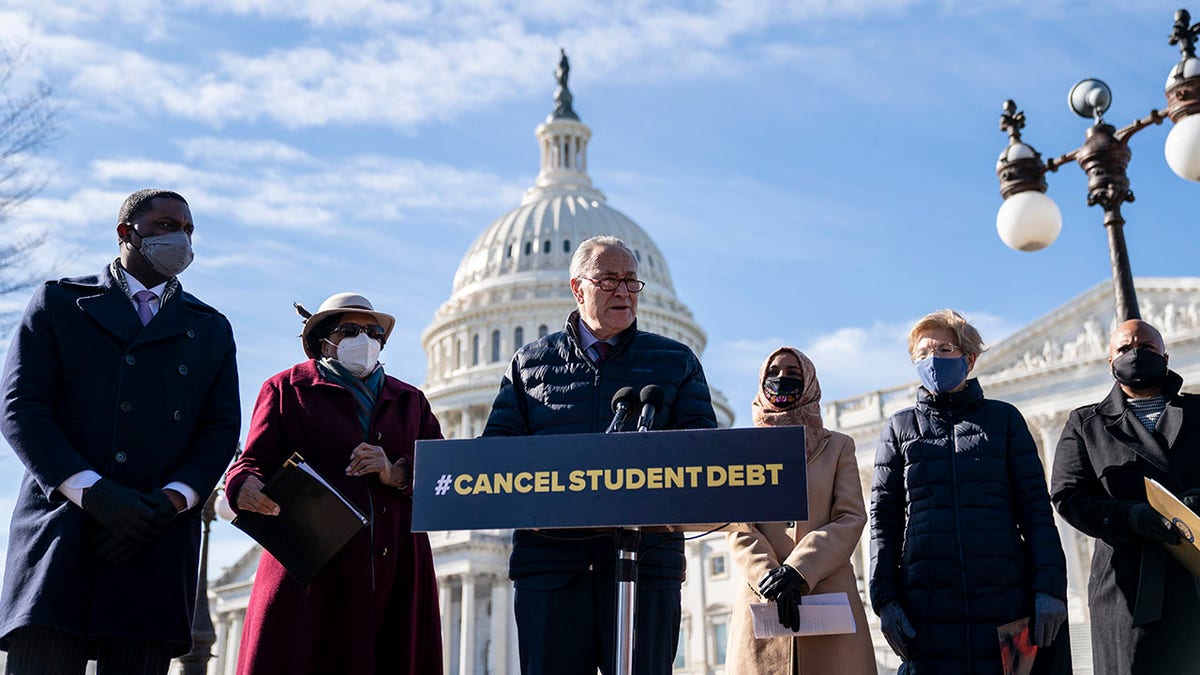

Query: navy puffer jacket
[484,311,718,585]
[869,379,1066,674]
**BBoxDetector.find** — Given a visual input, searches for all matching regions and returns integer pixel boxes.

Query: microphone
[606,386,641,433]
[635,385,665,432]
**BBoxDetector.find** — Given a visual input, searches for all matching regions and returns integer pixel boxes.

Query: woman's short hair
[907,309,986,357]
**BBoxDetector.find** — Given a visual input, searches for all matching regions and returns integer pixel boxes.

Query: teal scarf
[317,357,385,440]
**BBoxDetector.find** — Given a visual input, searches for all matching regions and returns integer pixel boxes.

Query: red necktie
[593,341,610,365]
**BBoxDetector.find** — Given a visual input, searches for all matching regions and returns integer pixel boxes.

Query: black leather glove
[758,564,806,601]
[144,490,180,528]
[878,601,915,660]
[81,479,162,564]
[1179,488,1200,515]
[1128,503,1180,545]
[775,589,802,632]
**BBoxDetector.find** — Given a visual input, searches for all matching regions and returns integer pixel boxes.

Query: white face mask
[328,333,381,377]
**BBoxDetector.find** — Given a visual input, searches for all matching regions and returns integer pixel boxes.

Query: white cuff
[58,470,102,507]
[163,481,199,510]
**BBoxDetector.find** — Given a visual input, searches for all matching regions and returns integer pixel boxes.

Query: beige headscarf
[751,346,828,459]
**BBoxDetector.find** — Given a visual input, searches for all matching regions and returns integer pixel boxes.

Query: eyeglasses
[912,342,963,362]
[581,277,646,293]
[330,323,387,342]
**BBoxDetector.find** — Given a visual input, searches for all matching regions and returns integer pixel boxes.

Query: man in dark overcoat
[0,189,240,674]
[1051,319,1200,674]
[483,235,717,675]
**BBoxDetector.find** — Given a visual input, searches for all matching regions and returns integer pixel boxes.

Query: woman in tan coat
[727,347,876,675]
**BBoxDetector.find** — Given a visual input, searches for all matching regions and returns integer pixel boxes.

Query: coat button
[381,547,389,557]
[380,505,388,515]
[119,401,132,412]
[186,329,195,338]
[115,451,127,463]
[173,410,182,421]
[178,364,188,375]
[125,355,136,366]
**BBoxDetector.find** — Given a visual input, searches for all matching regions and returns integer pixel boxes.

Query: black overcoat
[1050,371,1200,675]
[870,379,1069,674]
[0,265,240,655]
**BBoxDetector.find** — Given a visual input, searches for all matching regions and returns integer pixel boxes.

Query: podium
[413,426,807,673]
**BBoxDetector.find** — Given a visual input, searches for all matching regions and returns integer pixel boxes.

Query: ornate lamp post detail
[994,8,1200,322]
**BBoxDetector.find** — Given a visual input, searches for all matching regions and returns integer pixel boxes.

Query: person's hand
[236,475,280,516]
[1179,488,1200,515]
[1128,503,1180,545]
[878,602,915,660]
[81,479,161,564]
[1032,592,1067,646]
[145,489,180,528]
[758,564,806,601]
[775,589,802,632]
[346,443,409,489]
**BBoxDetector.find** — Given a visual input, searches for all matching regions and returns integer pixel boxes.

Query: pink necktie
[134,290,156,326]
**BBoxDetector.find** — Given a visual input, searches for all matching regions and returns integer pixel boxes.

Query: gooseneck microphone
[635,385,665,432]
[606,386,641,433]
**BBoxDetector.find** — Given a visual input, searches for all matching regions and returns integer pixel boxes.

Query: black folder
[232,453,370,586]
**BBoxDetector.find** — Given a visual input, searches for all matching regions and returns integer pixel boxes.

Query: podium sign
[412,426,807,532]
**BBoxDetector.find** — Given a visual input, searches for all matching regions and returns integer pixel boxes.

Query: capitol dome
[421,52,733,435]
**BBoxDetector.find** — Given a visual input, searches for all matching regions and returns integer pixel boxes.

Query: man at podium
[483,235,718,675]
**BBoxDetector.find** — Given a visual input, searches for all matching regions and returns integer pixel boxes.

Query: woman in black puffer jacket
[869,310,1070,674]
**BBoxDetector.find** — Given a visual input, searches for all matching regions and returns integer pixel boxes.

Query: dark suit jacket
[0,265,240,655]
[1050,371,1200,674]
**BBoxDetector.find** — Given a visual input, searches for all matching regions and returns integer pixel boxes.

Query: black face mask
[763,375,805,407]
[1111,348,1168,389]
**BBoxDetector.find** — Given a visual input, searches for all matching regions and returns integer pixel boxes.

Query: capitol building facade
[201,57,1200,675]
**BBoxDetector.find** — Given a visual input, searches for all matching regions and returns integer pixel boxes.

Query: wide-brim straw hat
[299,292,396,359]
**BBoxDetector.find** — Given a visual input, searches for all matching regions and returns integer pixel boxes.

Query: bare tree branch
[0,42,59,313]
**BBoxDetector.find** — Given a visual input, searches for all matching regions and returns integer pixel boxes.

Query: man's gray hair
[569,235,637,279]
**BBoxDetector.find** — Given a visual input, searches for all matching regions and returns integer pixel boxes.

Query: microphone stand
[613,385,662,675]
[606,386,643,675]
[613,525,640,675]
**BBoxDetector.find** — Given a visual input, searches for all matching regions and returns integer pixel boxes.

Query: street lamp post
[994,8,1200,323]
[179,490,219,675]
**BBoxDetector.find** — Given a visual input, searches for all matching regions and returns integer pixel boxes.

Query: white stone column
[440,578,454,675]
[224,616,242,675]
[459,574,477,675]
[489,575,510,675]
[1037,419,1089,620]
[460,407,473,439]
[689,540,708,672]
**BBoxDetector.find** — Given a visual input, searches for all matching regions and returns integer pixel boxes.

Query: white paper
[751,592,857,639]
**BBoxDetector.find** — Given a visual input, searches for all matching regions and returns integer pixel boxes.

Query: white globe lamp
[996,191,1062,252]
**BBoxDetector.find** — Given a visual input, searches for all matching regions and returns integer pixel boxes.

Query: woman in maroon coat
[225,292,443,675]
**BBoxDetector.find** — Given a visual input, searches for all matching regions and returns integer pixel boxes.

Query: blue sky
[0,0,1197,576]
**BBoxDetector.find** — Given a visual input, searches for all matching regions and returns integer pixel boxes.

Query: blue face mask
[916,355,969,394]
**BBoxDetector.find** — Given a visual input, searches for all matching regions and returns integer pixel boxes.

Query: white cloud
[178,138,315,166]
[0,0,996,129]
